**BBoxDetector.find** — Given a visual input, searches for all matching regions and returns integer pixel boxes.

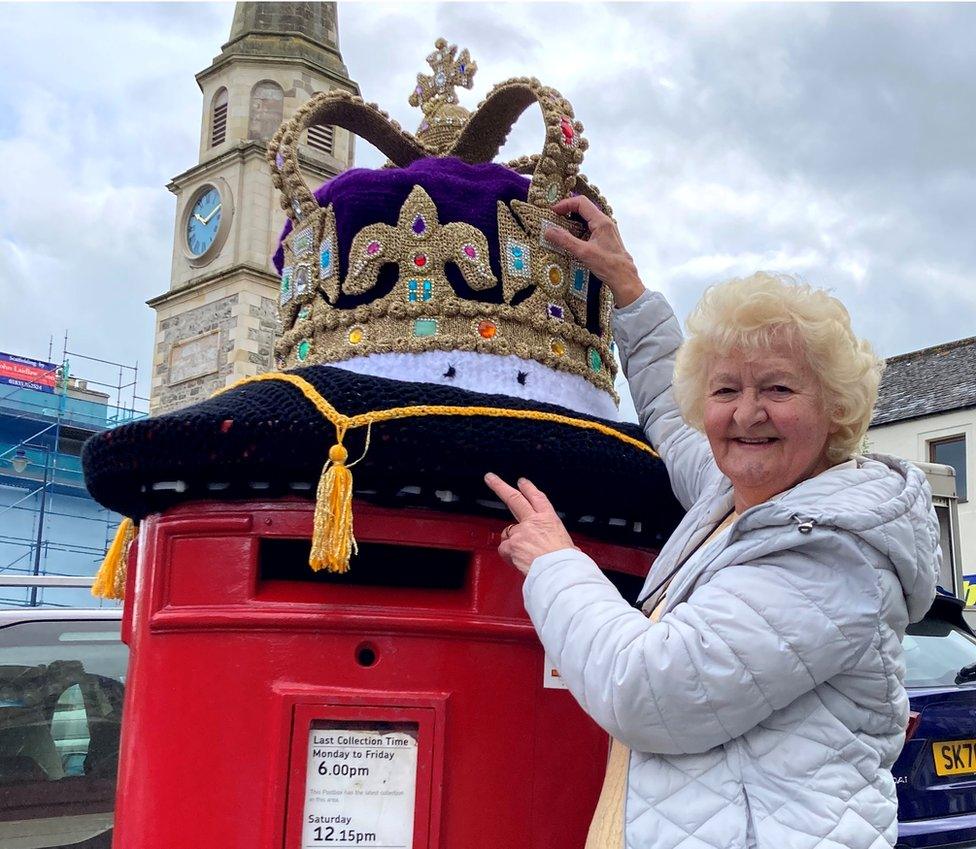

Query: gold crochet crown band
[268,38,619,398]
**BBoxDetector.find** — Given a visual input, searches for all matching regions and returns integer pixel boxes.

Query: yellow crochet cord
[220,372,658,457]
[92,371,660,597]
[216,372,658,575]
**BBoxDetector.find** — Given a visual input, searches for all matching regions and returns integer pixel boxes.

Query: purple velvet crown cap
[273,157,531,278]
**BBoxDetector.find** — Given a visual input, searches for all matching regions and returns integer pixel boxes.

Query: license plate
[933,740,976,776]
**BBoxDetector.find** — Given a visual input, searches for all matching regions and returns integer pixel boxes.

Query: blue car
[896,593,976,848]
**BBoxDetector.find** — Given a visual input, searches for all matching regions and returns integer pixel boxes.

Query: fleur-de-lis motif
[345,186,496,298]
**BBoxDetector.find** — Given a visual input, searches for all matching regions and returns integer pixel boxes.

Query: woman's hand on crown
[547,196,646,308]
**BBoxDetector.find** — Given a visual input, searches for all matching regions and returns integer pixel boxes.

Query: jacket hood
[735,453,941,622]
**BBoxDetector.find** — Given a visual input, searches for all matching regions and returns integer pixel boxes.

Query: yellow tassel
[309,442,358,573]
[92,517,136,600]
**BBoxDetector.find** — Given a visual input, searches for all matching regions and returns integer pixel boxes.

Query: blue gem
[569,262,589,300]
[507,240,531,277]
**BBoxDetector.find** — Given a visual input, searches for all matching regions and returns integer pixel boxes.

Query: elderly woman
[485,198,940,849]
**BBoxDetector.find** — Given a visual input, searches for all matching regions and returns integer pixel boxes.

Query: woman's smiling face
[703,338,837,511]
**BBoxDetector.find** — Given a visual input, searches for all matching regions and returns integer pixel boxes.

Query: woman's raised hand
[484,473,576,575]
[546,196,645,308]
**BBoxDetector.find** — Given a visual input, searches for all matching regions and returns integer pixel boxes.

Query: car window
[0,619,126,849]
[903,617,976,688]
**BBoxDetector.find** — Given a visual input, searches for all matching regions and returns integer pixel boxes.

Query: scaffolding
[0,335,148,607]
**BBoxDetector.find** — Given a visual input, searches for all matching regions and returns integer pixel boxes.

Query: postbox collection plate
[301,722,419,848]
[282,697,444,849]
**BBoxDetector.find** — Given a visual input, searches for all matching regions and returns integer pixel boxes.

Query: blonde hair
[673,272,884,462]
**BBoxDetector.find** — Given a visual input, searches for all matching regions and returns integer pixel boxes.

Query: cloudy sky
[1,2,974,417]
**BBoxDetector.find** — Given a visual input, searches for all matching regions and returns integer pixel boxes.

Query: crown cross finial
[410,38,477,112]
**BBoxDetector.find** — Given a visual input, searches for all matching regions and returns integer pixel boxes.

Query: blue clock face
[186,186,222,256]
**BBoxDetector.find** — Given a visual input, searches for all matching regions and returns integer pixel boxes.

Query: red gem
[414,255,427,267]
[560,117,575,143]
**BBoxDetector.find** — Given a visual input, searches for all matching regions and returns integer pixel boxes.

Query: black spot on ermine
[443,365,456,378]
[517,371,528,386]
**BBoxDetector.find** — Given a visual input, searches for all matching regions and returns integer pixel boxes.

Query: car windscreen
[903,616,976,688]
[0,619,126,849]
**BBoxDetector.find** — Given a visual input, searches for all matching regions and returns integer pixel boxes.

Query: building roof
[872,336,976,426]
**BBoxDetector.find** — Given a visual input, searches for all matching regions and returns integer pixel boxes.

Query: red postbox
[110,499,657,848]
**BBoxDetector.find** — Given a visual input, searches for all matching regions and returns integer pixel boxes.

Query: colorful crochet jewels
[269,38,619,401]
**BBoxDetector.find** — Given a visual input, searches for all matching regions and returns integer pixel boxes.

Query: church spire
[150,1,357,415]
[206,2,351,85]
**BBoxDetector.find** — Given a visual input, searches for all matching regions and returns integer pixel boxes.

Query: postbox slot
[259,538,470,590]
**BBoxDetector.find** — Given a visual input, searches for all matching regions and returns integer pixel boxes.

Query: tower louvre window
[307,124,335,156]
[211,88,229,147]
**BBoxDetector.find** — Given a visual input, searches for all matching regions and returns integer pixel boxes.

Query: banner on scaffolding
[0,352,59,394]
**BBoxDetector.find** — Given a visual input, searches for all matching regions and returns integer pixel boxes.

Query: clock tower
[149,2,358,414]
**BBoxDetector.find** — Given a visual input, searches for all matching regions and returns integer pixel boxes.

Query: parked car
[896,592,976,848]
[0,607,125,849]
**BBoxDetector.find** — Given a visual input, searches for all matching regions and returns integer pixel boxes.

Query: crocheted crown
[269,38,619,417]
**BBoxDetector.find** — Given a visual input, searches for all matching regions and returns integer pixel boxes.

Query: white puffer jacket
[522,291,940,849]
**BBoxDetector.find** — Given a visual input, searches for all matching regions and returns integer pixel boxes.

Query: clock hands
[187,193,224,256]
[200,203,222,225]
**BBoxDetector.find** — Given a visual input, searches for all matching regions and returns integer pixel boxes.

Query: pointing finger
[484,473,536,522]
[517,478,555,515]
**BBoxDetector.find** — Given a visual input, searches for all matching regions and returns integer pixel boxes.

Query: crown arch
[248,80,284,142]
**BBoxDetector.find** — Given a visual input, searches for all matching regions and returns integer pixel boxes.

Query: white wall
[868,408,975,574]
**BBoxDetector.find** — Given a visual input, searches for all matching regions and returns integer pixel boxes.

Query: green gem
[413,319,438,337]
[298,305,311,320]
[297,340,311,361]
[547,182,560,203]
[588,348,602,372]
